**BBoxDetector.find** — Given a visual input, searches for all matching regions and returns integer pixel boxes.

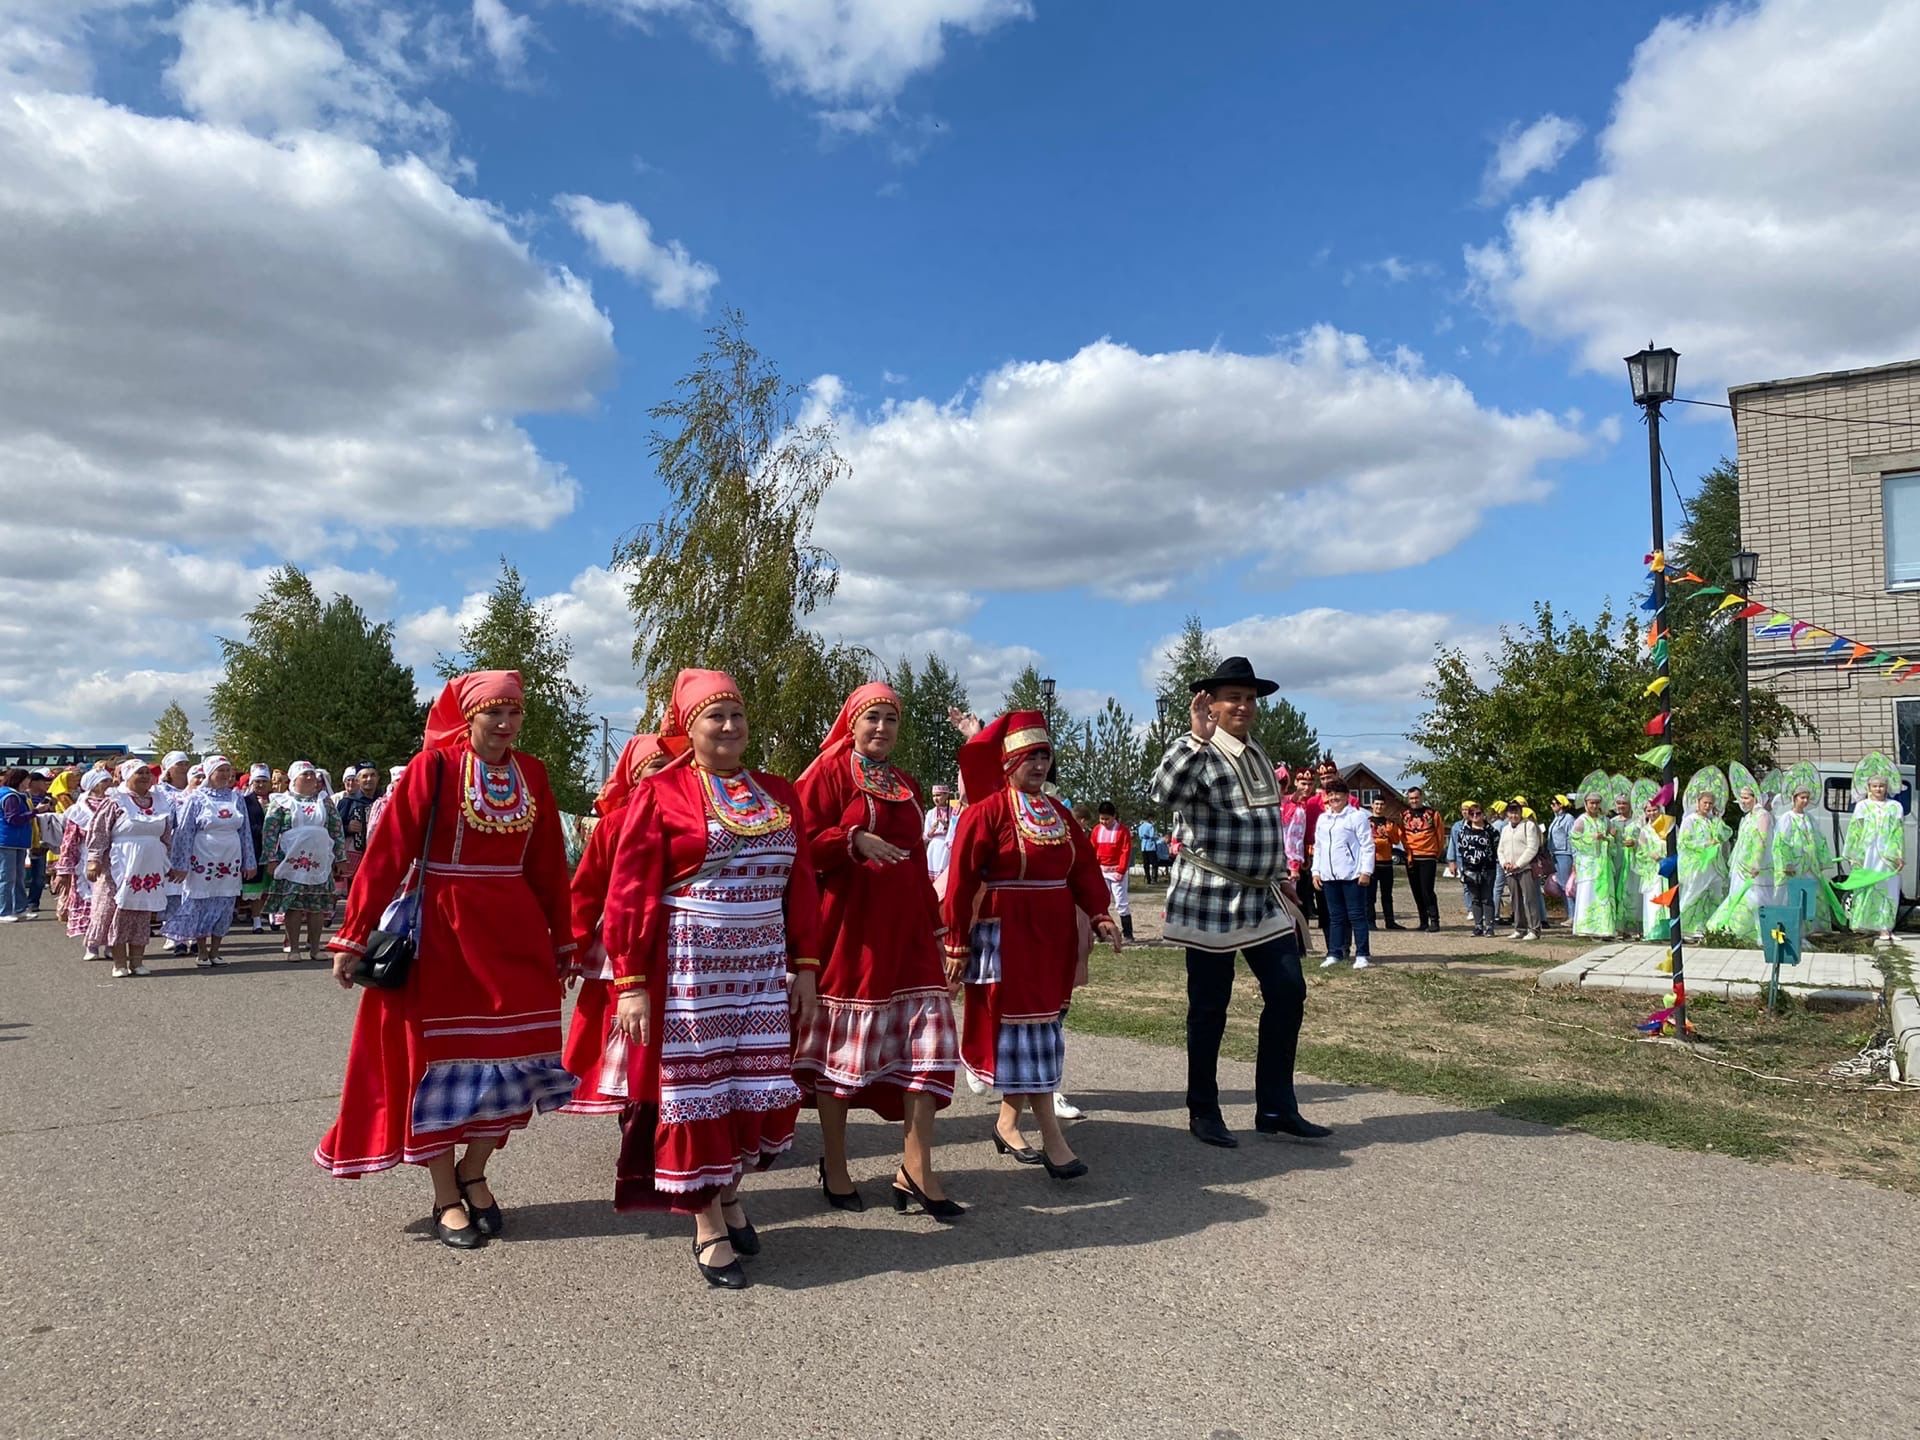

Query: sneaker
[1525,931,1540,942]
[132,964,151,976]
[110,963,130,977]
[1052,1092,1084,1120]
[18,911,37,920]
[252,919,264,933]
[1319,954,1341,969]
[964,1071,992,1096]
[196,954,214,968]
[1352,956,1371,970]
[1508,929,1523,940]
[208,954,226,966]
[0,915,16,924]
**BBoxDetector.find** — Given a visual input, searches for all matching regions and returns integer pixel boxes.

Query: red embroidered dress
[316,673,577,1177]
[941,713,1112,1094]
[602,761,821,1212]
[792,685,957,1120]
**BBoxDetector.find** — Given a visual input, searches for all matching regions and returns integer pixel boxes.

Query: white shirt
[923,804,955,881]
[1312,805,1376,881]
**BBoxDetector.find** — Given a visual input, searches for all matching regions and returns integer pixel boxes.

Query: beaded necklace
[461,751,536,833]
[1010,785,1067,846]
[699,765,790,837]
[851,750,913,803]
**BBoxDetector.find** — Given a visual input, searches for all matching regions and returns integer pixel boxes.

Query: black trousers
[1406,858,1439,926]
[1371,861,1396,924]
[1184,932,1306,1121]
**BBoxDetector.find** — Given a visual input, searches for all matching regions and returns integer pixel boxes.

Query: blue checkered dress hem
[994,1019,1065,1095]
[410,1056,577,1135]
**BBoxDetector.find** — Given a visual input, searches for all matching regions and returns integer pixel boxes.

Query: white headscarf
[117,758,148,783]
[81,768,115,793]
[162,750,190,771]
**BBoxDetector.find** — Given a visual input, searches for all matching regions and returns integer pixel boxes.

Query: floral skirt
[85,883,155,949]
[267,878,335,913]
[164,896,238,941]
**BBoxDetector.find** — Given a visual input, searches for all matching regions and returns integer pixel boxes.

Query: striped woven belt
[986,879,1067,891]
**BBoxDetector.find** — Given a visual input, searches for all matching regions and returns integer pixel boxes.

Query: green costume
[1705,764,1771,943]
[1676,768,1730,939]
[1841,753,1904,935]
[1773,765,1843,933]
[1570,807,1622,937]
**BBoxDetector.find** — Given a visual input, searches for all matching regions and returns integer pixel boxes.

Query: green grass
[1068,945,1918,1187]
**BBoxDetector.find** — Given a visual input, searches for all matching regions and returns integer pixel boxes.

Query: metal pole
[601,717,611,787]
[1739,618,1752,773]
[1649,401,1687,1038]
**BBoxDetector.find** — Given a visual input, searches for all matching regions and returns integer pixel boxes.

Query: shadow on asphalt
[491,1090,1561,1290]
[0,1020,26,1042]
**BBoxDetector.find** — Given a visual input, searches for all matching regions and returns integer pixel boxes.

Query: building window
[1899,698,1920,771]
[1884,471,1920,588]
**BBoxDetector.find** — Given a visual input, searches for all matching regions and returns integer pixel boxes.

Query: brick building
[1734,358,1920,764]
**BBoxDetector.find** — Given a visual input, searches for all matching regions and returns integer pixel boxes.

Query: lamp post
[1731,548,1759,771]
[1627,343,1686,1038]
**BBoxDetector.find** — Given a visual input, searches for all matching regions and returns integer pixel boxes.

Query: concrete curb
[1888,939,1920,1083]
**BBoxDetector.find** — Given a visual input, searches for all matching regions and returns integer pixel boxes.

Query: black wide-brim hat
[1189,655,1279,698]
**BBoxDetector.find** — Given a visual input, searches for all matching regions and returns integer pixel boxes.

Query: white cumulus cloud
[811,331,1588,598]
[1479,113,1582,203]
[471,0,535,76]
[557,193,720,311]
[1469,0,1920,388]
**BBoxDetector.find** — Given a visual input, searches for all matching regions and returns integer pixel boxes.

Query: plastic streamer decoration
[1669,573,1920,681]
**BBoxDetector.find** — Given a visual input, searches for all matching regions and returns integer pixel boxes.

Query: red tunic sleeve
[516,753,576,965]
[795,756,856,877]
[762,772,822,971]
[900,773,945,938]
[940,792,1001,962]
[602,781,673,992]
[569,807,627,952]
[332,748,445,955]
[1064,810,1116,923]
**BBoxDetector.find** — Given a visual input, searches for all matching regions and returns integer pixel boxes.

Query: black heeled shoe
[991,1130,1042,1165]
[454,1172,503,1236]
[693,1235,748,1289]
[891,1168,966,1222]
[719,1199,760,1256]
[818,1158,865,1212]
[1040,1151,1088,1181]
[431,1200,485,1250]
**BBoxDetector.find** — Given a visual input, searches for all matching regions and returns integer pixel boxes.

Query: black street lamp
[1731,548,1760,771]
[1627,343,1687,1039]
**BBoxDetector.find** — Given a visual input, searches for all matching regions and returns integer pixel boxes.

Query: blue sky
[5,0,1915,780]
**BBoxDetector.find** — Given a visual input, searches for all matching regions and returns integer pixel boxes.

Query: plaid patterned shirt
[1151,730,1291,952]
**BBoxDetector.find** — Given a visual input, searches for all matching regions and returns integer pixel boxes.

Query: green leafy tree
[1253,696,1319,772]
[889,652,969,790]
[1000,664,1071,737]
[437,559,595,811]
[1076,698,1149,819]
[616,309,870,777]
[209,565,424,769]
[150,700,195,759]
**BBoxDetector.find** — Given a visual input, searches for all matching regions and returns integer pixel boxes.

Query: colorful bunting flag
[1651,814,1674,840]
[1650,639,1669,666]
[1658,856,1678,879]
[1634,744,1673,769]
[1643,676,1670,697]
[1639,594,1661,612]
[1652,781,1676,807]
[1734,601,1767,620]
[1651,885,1679,907]
[1826,637,1851,656]
[1645,712,1670,736]
[1789,621,1812,646]
[1694,586,1726,599]
[1680,571,1705,584]
[1715,593,1746,613]
[1847,643,1872,666]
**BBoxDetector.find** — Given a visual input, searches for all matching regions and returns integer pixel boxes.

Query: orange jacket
[1370,817,1402,863]
[1399,804,1445,859]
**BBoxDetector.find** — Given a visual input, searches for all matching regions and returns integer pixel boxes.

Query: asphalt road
[3,918,1916,1440]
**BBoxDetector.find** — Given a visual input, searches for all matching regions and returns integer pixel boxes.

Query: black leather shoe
[1256,1112,1333,1139]
[1040,1152,1088,1181]
[892,1167,966,1221]
[992,1131,1042,1165]
[1188,1115,1239,1149]
[431,1200,485,1250]
[693,1235,748,1289]
[818,1158,865,1212]
[455,1172,503,1237]
[720,1200,760,1256]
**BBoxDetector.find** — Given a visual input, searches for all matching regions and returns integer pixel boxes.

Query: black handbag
[352,754,444,990]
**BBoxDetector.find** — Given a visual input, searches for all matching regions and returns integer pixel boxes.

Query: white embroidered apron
[184,795,247,900]
[273,796,334,884]
[110,796,171,912]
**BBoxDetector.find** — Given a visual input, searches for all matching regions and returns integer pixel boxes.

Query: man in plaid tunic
[1151,656,1332,1149]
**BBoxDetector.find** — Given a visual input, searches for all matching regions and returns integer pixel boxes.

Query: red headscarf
[593,733,664,817]
[657,668,743,766]
[797,681,901,789]
[956,709,1050,803]
[422,670,524,752]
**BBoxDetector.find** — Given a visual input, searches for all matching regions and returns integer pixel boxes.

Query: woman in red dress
[317,670,577,1250]
[602,670,821,1290]
[942,710,1118,1181]
[794,682,962,1220]
[561,733,669,1115]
